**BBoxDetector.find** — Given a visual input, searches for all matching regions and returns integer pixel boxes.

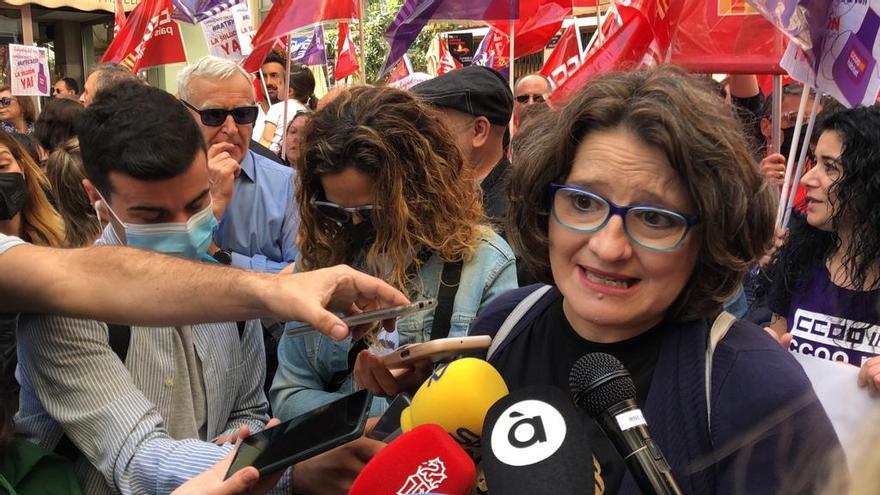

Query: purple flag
[172,0,241,23]
[293,26,327,66]
[745,0,834,68]
[380,0,518,77]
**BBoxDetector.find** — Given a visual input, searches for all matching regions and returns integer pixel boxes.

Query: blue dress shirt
[214,150,299,272]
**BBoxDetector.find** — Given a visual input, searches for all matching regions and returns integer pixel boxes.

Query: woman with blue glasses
[356,66,840,494]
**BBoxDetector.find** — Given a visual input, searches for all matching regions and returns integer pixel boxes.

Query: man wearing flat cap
[412,66,513,237]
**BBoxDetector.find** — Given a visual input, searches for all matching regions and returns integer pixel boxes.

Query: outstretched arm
[1,243,408,340]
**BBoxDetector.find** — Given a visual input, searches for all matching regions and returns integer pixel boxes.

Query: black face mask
[342,220,376,249]
[780,126,809,160]
[0,173,26,221]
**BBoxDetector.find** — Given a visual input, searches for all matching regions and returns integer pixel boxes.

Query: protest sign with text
[201,3,252,62]
[9,44,50,96]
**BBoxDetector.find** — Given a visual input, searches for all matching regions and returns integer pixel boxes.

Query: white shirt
[0,232,24,255]
[251,104,269,142]
[266,99,307,153]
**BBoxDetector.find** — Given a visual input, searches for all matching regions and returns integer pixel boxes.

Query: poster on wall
[447,33,474,65]
[201,2,253,61]
[8,44,50,96]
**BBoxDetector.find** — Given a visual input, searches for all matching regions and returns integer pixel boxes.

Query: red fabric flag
[335,22,360,81]
[436,35,462,75]
[540,24,582,89]
[101,0,187,73]
[491,0,572,59]
[242,0,359,73]
[550,0,682,104]
[670,0,787,74]
[113,0,127,35]
[473,27,511,70]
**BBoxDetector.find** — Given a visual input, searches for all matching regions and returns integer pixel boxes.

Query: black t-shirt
[491,293,664,494]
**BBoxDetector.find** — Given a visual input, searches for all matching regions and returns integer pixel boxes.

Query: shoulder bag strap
[430,261,464,341]
[705,311,736,431]
[486,285,554,361]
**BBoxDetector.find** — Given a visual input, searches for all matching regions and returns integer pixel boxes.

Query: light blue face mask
[96,196,219,261]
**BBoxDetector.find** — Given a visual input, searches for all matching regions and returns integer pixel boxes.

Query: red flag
[473,27,511,71]
[540,24,582,90]
[101,0,187,73]
[113,0,127,35]
[551,0,682,104]
[242,0,359,73]
[434,35,462,75]
[335,22,360,81]
[491,0,571,59]
[670,0,787,74]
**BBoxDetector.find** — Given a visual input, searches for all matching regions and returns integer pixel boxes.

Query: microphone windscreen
[481,386,594,494]
[400,358,508,449]
[349,424,476,495]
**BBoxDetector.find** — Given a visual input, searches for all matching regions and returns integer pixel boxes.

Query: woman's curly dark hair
[765,105,880,311]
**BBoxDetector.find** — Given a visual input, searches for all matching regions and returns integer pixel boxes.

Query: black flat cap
[411,66,513,126]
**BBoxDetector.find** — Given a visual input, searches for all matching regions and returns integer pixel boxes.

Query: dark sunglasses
[310,194,376,225]
[0,97,16,107]
[180,99,258,127]
[515,93,545,104]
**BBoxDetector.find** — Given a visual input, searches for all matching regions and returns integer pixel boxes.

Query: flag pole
[358,0,367,83]
[775,85,810,228]
[595,3,604,44]
[508,18,515,134]
[259,69,272,112]
[770,75,782,155]
[281,35,293,160]
[782,94,821,229]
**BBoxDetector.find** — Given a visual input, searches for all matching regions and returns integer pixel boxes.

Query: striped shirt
[14,313,290,494]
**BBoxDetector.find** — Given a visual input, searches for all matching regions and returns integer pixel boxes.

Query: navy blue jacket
[469,285,841,495]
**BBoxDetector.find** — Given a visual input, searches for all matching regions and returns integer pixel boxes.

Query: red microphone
[349,424,477,495]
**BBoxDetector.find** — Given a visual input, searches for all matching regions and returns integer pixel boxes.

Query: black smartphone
[225,389,372,478]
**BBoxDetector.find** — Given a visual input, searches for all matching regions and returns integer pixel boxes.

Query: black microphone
[481,386,595,494]
[569,353,682,495]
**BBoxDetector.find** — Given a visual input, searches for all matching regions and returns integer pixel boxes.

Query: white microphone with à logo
[481,386,595,494]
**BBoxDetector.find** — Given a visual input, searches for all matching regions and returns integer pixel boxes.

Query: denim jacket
[270,232,518,419]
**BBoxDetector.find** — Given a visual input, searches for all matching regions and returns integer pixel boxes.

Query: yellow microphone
[400,358,508,453]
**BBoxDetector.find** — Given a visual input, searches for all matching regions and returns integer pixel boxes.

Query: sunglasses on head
[180,99,259,127]
[515,93,545,104]
[0,97,16,107]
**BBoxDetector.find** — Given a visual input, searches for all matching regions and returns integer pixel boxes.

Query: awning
[5,0,136,13]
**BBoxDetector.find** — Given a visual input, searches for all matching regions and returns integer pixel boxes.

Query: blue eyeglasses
[549,183,699,251]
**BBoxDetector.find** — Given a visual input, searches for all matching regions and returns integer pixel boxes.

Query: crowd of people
[0,46,878,495]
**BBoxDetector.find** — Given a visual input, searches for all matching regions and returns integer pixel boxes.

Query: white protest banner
[9,44,50,96]
[793,352,879,470]
[201,3,251,61]
[231,3,255,57]
[781,1,880,107]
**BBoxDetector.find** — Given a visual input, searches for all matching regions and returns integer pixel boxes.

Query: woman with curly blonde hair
[270,85,517,444]
[0,131,63,247]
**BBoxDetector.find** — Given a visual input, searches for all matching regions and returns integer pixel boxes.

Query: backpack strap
[430,261,464,341]
[705,311,736,431]
[486,285,553,361]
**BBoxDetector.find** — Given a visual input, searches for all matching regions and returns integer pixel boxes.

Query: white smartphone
[381,335,492,369]
[285,299,438,338]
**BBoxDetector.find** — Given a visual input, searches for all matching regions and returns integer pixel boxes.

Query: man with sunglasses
[177,56,298,273]
[512,74,550,120]
[52,77,78,99]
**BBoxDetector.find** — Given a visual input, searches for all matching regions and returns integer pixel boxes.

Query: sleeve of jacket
[16,314,231,494]
[710,321,841,495]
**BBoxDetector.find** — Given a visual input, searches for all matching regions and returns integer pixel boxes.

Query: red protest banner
[102,0,186,73]
[671,0,787,74]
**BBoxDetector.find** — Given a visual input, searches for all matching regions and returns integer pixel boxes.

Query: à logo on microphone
[490,400,567,466]
[396,457,448,495]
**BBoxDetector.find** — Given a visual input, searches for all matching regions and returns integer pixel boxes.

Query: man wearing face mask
[14,81,296,495]
[759,83,823,195]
